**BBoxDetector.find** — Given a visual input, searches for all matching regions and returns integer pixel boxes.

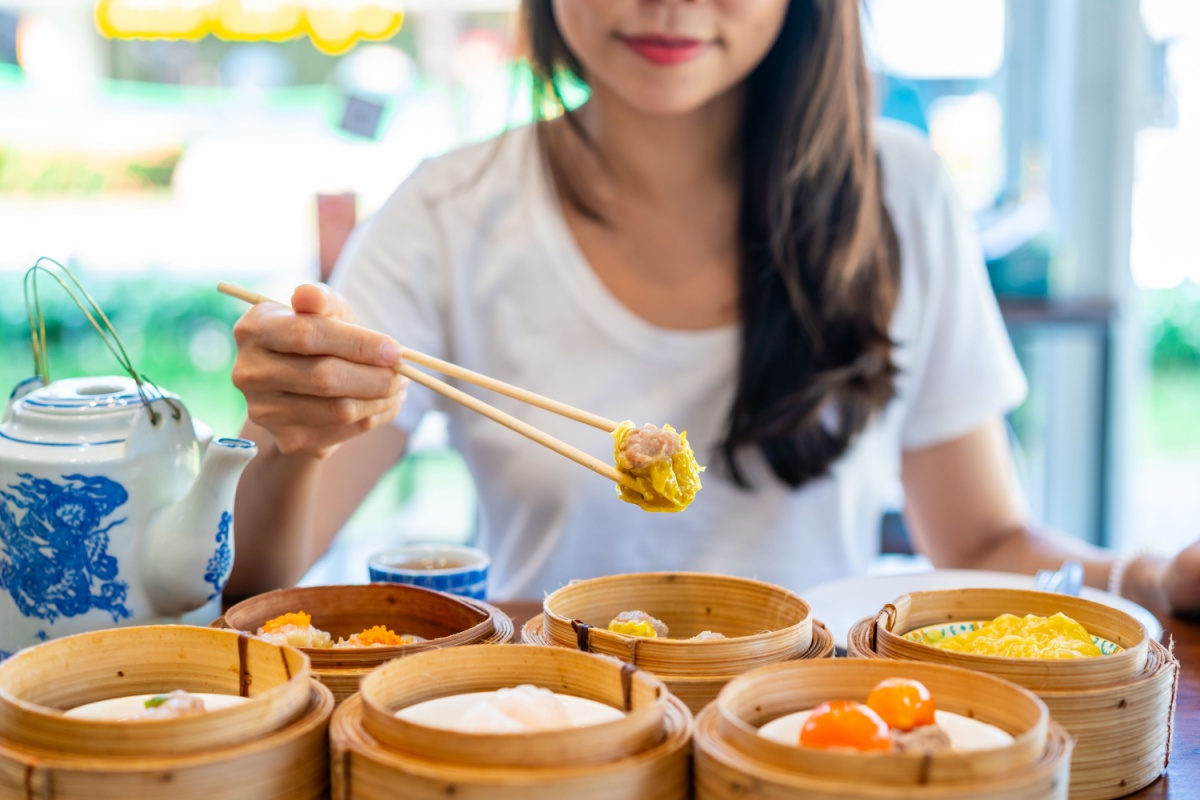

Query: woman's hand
[231,283,407,458]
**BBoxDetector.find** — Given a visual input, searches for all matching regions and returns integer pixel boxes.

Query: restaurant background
[0,0,1196,584]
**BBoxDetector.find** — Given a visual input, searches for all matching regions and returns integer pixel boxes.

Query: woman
[227,0,1200,612]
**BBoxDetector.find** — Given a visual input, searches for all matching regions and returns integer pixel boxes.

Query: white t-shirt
[331,121,1027,601]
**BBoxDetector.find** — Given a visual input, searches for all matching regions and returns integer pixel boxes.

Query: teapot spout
[142,437,257,616]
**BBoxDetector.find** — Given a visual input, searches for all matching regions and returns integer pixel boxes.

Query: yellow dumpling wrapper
[933,612,1102,659]
[608,619,661,638]
[611,420,704,512]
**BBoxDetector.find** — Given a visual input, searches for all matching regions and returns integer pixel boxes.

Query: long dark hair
[524,1,901,488]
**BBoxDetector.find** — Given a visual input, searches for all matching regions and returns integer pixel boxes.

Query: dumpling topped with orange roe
[334,625,425,648]
[612,421,703,512]
[255,611,333,648]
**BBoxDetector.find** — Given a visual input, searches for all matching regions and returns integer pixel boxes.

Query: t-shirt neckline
[522,126,740,362]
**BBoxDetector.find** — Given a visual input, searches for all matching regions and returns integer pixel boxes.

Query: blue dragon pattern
[203,510,232,600]
[0,473,132,623]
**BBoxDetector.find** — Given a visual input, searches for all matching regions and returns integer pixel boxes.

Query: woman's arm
[227,420,407,598]
[224,284,410,598]
[901,417,1180,613]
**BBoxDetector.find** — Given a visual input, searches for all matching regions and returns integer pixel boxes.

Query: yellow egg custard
[913,612,1110,659]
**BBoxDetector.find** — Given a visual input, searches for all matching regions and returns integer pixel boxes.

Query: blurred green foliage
[1146,283,1200,369]
[0,269,246,436]
[0,146,183,194]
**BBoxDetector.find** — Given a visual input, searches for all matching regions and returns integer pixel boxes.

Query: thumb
[291,283,351,320]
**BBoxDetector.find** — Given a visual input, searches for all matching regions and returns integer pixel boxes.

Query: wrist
[1115,552,1169,612]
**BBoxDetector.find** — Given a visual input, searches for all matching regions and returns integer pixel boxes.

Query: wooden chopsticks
[217,283,639,491]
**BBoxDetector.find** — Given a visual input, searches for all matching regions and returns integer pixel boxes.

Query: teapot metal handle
[23,257,180,425]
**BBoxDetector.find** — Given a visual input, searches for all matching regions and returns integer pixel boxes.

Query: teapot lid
[17,377,166,415]
[3,377,177,448]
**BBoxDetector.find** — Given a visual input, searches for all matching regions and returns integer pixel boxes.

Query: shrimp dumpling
[461,685,573,733]
[143,690,206,719]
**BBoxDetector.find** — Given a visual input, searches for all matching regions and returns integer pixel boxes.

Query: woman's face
[551,0,790,116]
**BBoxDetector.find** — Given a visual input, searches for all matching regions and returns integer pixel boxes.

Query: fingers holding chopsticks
[231,283,409,458]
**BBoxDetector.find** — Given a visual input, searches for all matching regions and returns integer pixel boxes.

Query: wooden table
[495,600,1196,799]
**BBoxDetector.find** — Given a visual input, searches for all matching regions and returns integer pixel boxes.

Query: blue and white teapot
[0,376,256,659]
[0,259,256,660]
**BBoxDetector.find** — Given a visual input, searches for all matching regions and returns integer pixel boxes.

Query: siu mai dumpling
[608,610,669,638]
[255,611,334,648]
[612,421,703,512]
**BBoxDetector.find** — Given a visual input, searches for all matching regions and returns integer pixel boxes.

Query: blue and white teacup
[368,544,489,601]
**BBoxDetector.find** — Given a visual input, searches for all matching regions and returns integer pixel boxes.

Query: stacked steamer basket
[694,658,1073,799]
[220,583,515,704]
[523,572,834,712]
[847,588,1178,800]
[0,625,332,799]
[330,644,693,799]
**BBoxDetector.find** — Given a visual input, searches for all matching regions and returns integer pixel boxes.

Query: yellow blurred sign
[94,1,404,55]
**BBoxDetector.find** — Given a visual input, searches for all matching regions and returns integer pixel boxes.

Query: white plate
[759,708,1013,752]
[395,690,624,732]
[803,569,1163,647]
[64,693,249,721]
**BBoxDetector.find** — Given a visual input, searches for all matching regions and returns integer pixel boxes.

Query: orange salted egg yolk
[799,701,893,752]
[866,678,936,731]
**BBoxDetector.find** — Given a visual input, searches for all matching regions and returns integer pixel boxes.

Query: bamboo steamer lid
[846,589,1179,800]
[0,625,310,757]
[693,658,1073,800]
[331,676,692,800]
[523,611,835,713]
[0,681,333,800]
[221,584,514,703]
[543,572,812,676]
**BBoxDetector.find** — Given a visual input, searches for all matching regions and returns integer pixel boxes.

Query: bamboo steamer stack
[846,588,1178,800]
[219,583,514,703]
[0,625,333,799]
[694,658,1074,799]
[522,572,834,712]
[330,643,693,799]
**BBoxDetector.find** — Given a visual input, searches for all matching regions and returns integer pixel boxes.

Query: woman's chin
[601,80,736,118]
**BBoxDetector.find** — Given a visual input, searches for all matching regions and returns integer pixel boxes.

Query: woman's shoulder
[874,119,956,221]
[384,125,539,215]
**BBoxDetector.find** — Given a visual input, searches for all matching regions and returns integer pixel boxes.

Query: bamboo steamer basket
[357,644,670,767]
[221,583,514,703]
[693,658,1074,800]
[543,572,812,676]
[846,588,1179,800]
[524,610,836,713]
[0,626,333,800]
[330,644,693,800]
[0,625,310,756]
[0,683,333,800]
[864,589,1149,689]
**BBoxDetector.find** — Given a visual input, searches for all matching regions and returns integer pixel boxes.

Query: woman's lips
[619,35,709,66]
